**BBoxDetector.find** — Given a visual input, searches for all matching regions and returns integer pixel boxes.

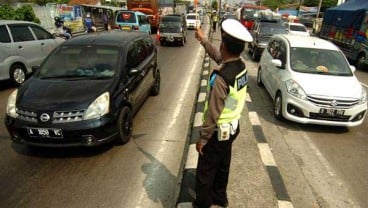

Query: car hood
[293,73,363,99]
[17,78,113,110]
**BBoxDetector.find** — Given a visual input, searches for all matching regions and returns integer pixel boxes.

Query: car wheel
[274,92,283,120]
[356,53,366,70]
[256,68,263,86]
[151,69,160,96]
[180,38,185,46]
[10,64,26,86]
[116,106,133,145]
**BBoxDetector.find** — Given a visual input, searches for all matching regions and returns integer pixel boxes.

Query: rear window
[186,15,197,20]
[0,25,11,43]
[117,12,136,23]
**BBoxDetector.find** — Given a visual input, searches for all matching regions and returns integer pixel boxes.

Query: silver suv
[0,20,64,85]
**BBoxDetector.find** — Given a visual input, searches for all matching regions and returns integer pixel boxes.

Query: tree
[211,0,218,11]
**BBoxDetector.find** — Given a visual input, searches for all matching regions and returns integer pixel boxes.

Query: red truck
[235,4,269,30]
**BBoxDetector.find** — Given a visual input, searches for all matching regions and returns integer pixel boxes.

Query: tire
[356,53,366,70]
[10,64,27,86]
[256,68,263,86]
[151,69,160,96]
[116,106,133,145]
[274,92,283,120]
[180,38,185,46]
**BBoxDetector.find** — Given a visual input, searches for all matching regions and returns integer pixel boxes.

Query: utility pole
[316,0,323,19]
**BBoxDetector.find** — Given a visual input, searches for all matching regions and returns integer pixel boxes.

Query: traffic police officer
[194,19,253,208]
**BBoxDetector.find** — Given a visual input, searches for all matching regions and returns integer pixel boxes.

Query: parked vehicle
[115,10,151,34]
[285,22,310,36]
[127,0,161,33]
[186,13,201,29]
[158,15,187,46]
[0,20,65,86]
[5,31,161,147]
[319,0,368,70]
[248,19,287,61]
[257,34,367,127]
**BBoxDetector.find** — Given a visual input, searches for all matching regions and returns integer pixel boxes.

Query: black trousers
[194,126,240,208]
[212,22,217,32]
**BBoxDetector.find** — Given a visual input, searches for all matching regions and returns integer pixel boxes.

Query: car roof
[275,34,340,50]
[63,30,148,47]
[0,20,39,25]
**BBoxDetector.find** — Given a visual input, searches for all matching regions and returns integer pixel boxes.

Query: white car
[285,22,310,36]
[257,34,367,127]
[186,13,201,29]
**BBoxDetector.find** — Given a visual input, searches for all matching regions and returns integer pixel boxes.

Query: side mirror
[350,65,356,73]
[271,59,283,68]
[31,65,40,73]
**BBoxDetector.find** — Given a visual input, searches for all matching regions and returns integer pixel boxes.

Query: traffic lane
[0,32,205,207]
[244,52,368,207]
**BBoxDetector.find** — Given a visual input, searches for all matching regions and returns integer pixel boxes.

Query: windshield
[242,9,257,20]
[260,24,287,35]
[37,45,119,79]
[290,47,353,76]
[289,25,307,32]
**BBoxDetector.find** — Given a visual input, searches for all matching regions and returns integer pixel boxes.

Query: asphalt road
[0,18,368,208]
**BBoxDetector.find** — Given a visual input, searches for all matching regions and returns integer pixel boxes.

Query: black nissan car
[4,30,160,147]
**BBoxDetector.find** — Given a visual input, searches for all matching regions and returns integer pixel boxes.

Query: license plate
[121,26,131,31]
[27,128,63,138]
[319,108,345,116]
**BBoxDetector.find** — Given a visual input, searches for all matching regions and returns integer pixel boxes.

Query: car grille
[16,108,85,123]
[53,110,85,123]
[307,95,359,109]
[17,109,37,123]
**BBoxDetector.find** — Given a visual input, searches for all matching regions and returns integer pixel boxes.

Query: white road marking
[203,70,209,75]
[185,144,198,169]
[258,143,277,166]
[249,111,261,126]
[167,49,203,130]
[246,92,251,102]
[201,79,207,87]
[361,82,368,88]
[194,112,203,127]
[302,133,335,177]
[198,92,206,103]
[278,200,294,208]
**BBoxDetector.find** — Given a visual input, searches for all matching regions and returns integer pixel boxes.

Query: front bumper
[5,115,117,147]
[281,92,367,127]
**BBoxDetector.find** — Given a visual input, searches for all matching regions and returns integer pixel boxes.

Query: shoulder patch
[236,72,247,91]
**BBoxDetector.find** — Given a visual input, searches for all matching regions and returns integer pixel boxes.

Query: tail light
[133,25,139,30]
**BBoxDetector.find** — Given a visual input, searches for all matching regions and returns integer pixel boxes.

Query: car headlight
[84,92,110,120]
[6,89,18,118]
[358,86,367,104]
[285,79,307,100]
